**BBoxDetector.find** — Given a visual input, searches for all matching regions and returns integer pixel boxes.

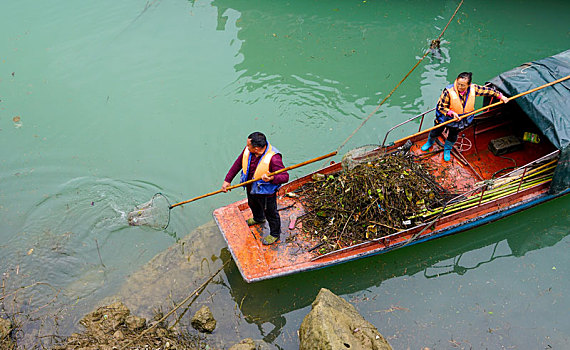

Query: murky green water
[1,0,569,348]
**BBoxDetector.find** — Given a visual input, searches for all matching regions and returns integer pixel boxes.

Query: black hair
[248,132,267,148]
[457,72,473,84]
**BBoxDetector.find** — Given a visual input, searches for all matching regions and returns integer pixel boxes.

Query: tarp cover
[489,49,570,194]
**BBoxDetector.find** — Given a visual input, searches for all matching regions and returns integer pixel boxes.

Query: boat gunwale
[277,148,561,263]
[234,184,570,283]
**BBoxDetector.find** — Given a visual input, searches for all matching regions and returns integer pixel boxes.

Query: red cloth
[224,149,289,186]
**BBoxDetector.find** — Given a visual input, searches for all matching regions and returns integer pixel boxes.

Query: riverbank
[2,288,393,350]
[1,220,395,349]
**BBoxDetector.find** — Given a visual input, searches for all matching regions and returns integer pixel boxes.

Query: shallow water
[1,0,569,348]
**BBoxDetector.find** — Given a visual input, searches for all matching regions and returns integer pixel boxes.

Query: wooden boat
[213,50,570,283]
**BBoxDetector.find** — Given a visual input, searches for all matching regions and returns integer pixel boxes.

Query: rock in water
[0,317,12,338]
[191,305,217,333]
[125,315,146,331]
[0,317,15,349]
[228,338,257,350]
[299,288,392,350]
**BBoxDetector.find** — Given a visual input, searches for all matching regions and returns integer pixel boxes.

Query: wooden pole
[169,151,338,209]
[395,74,570,145]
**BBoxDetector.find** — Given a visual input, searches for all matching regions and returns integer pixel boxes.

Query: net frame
[341,141,412,171]
[127,193,171,230]
[341,144,382,171]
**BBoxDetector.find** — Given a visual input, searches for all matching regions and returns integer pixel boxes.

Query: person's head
[455,72,473,93]
[247,132,268,156]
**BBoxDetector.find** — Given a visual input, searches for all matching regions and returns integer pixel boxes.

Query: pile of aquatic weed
[299,154,449,255]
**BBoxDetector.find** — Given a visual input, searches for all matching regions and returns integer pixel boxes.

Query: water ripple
[228,71,375,126]
[1,176,186,332]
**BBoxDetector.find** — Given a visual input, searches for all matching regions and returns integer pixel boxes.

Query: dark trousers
[247,192,281,238]
[428,122,459,144]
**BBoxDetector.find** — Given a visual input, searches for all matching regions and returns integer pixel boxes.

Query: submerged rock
[125,314,146,331]
[228,338,256,350]
[191,305,217,333]
[79,300,130,332]
[299,288,392,350]
[0,317,15,348]
[112,221,227,319]
[0,317,12,338]
[53,301,195,350]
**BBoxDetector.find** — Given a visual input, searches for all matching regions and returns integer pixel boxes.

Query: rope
[335,0,464,155]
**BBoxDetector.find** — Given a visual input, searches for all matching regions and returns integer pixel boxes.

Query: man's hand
[450,111,460,121]
[446,109,460,121]
[221,181,231,192]
[500,95,509,104]
[261,174,274,182]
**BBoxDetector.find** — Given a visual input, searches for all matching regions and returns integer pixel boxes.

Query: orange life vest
[241,143,281,194]
[242,143,277,179]
[447,82,476,115]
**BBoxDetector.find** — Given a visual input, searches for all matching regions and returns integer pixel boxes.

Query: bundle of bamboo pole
[412,160,557,219]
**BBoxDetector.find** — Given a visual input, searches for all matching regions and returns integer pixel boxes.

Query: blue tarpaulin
[489,49,570,194]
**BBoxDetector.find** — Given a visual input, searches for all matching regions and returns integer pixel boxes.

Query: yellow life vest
[241,143,277,179]
[447,82,476,115]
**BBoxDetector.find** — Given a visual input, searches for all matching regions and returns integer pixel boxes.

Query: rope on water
[335,0,464,155]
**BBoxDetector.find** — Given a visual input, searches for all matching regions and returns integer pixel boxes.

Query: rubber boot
[443,140,454,162]
[421,135,435,152]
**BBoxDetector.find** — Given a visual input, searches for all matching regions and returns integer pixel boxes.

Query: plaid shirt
[437,83,502,116]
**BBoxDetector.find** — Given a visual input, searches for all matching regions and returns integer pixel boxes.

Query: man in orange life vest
[222,132,289,245]
[421,72,509,161]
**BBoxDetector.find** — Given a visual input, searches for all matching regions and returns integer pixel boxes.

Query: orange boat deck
[213,109,560,282]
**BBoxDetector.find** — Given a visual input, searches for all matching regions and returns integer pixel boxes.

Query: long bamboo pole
[417,175,553,218]
[481,160,557,188]
[444,173,551,209]
[169,151,337,209]
[445,177,551,213]
[413,164,558,219]
[491,164,557,188]
[395,74,570,145]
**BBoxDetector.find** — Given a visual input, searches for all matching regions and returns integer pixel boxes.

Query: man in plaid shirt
[421,72,509,161]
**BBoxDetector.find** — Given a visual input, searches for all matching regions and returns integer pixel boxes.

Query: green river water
[1,0,569,348]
